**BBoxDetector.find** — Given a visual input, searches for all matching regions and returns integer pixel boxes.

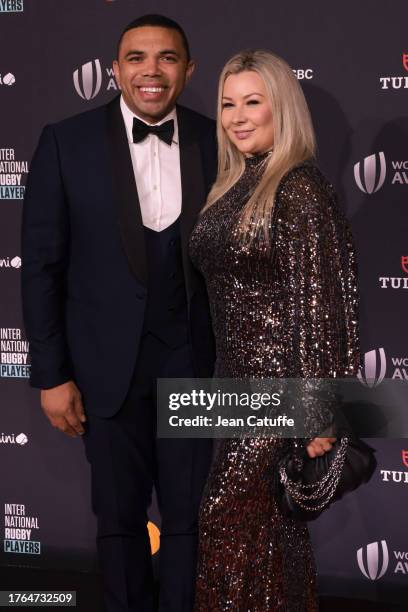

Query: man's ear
[185,60,196,84]
[113,60,121,88]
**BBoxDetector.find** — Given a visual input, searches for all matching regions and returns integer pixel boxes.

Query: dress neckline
[244,150,272,168]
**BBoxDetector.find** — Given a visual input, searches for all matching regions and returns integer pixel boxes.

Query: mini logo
[0,72,16,86]
[0,432,28,445]
[357,348,386,387]
[16,433,28,445]
[357,540,389,580]
[73,59,102,100]
[402,450,408,469]
[354,152,386,194]
[403,53,408,72]
[0,256,21,269]
[402,256,408,274]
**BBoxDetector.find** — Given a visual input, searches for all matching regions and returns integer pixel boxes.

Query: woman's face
[221,71,274,157]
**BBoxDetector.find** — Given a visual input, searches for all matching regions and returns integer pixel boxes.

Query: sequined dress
[189,153,359,611]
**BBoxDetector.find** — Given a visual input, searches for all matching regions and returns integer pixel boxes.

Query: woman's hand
[306,437,336,458]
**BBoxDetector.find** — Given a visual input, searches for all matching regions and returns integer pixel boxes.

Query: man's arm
[21,125,85,437]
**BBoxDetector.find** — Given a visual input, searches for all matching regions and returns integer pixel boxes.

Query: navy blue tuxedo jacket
[21,95,217,417]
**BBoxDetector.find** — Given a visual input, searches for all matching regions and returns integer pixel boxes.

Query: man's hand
[41,381,86,438]
[306,437,336,458]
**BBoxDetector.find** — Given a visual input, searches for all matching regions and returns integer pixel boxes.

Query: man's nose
[142,57,161,76]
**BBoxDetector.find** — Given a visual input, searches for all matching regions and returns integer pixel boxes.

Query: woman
[189,50,359,611]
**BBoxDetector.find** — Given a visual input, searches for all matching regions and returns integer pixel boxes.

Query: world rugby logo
[357,540,389,580]
[357,348,386,388]
[73,59,102,100]
[354,152,387,194]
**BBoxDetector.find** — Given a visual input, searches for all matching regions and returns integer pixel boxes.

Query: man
[21,14,216,612]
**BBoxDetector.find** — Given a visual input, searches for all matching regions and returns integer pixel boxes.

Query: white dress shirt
[120,96,182,232]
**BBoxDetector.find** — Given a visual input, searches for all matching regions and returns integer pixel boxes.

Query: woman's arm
[275,164,360,445]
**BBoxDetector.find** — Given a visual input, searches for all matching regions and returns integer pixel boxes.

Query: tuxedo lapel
[177,106,206,301]
[106,96,147,285]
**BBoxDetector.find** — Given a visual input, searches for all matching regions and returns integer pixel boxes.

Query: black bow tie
[132,117,174,145]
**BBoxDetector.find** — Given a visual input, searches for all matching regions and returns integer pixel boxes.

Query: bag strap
[279,437,349,512]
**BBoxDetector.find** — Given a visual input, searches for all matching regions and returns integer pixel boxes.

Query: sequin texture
[189,154,360,611]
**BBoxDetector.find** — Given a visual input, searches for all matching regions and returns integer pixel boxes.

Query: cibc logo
[354,152,386,194]
[357,540,389,580]
[292,68,314,80]
[357,348,386,388]
[73,59,102,100]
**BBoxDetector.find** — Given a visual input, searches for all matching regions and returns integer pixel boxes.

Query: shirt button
[153,185,157,190]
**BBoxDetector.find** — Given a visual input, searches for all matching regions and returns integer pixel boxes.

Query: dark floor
[0,567,405,611]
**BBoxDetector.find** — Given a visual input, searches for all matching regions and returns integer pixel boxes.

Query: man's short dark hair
[117,14,191,62]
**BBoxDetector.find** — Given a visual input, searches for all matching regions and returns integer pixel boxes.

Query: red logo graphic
[401,256,408,274]
[403,54,408,72]
[402,450,408,468]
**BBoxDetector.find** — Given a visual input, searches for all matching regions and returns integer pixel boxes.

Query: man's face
[113,26,194,124]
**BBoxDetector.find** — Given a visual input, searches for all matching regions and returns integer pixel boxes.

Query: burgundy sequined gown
[189,153,359,611]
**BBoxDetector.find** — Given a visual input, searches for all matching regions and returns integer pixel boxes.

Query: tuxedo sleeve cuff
[29,369,74,391]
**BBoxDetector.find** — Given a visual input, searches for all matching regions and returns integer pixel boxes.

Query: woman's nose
[231,104,247,124]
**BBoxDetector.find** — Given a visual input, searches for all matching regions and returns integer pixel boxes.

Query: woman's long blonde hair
[204,49,316,246]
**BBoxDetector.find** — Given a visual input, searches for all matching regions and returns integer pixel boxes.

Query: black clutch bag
[276,437,377,521]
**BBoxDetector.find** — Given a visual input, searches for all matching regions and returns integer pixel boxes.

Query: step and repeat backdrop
[0,0,407,606]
